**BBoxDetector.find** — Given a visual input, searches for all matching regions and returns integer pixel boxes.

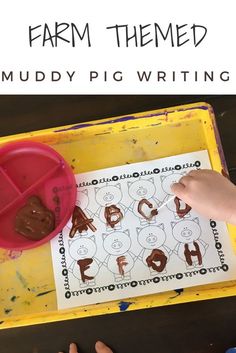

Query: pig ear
[102,233,108,241]
[124,229,130,237]
[81,189,88,195]
[136,227,141,234]
[115,183,121,189]
[90,235,95,242]
[193,217,200,225]
[149,177,154,183]
[94,187,100,194]
[160,175,165,182]
[158,223,164,231]
[127,181,132,188]
[171,221,177,229]
[68,238,78,247]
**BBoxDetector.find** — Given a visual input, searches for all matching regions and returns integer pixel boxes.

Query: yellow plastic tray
[0,102,236,330]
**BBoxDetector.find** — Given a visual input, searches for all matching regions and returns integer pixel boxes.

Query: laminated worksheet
[51,150,236,309]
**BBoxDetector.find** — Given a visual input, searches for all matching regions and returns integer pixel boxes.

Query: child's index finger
[69,343,78,353]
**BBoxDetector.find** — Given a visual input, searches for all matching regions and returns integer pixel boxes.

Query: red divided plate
[0,141,77,250]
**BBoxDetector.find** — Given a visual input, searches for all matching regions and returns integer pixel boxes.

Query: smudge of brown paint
[104,205,123,228]
[184,242,202,266]
[116,256,128,275]
[15,196,55,240]
[174,197,191,218]
[69,206,96,237]
[77,258,94,282]
[146,249,167,272]
[138,199,158,221]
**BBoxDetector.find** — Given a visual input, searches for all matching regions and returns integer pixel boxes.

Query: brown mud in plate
[15,196,55,240]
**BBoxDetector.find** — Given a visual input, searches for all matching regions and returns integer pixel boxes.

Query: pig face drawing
[137,224,166,250]
[137,225,170,274]
[161,173,183,196]
[128,178,156,201]
[76,190,89,210]
[172,219,201,244]
[172,218,208,269]
[68,237,100,287]
[95,184,122,207]
[103,230,131,255]
[103,230,135,281]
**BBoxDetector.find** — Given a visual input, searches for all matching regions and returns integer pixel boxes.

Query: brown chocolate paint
[15,196,55,240]
[138,199,158,221]
[116,256,128,276]
[174,196,191,218]
[146,249,167,272]
[184,242,202,266]
[104,205,123,228]
[77,258,94,282]
[69,206,96,238]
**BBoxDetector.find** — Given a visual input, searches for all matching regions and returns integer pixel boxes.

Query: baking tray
[0,101,236,329]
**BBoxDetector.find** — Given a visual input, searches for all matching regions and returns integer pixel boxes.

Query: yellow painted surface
[0,102,236,329]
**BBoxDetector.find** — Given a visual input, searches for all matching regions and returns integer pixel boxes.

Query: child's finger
[188,170,200,177]
[69,343,78,353]
[95,341,113,353]
[171,182,185,196]
[178,175,193,186]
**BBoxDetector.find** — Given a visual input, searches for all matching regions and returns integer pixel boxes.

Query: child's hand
[171,169,236,224]
[59,341,113,353]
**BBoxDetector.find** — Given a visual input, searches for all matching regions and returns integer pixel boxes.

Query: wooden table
[0,95,236,353]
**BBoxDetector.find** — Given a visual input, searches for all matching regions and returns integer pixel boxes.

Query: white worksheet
[50,150,236,309]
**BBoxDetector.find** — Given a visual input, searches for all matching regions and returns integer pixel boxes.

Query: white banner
[0,0,235,94]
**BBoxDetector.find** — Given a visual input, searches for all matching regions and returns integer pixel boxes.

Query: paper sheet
[50,150,236,309]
